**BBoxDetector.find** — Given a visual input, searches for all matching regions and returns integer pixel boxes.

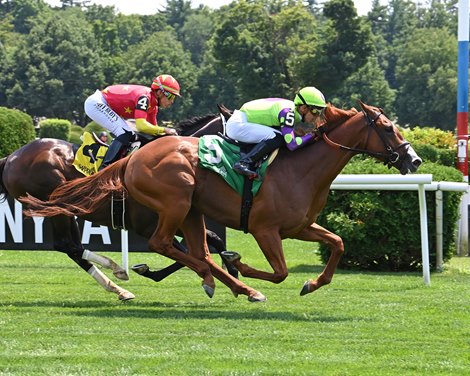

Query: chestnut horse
[21,102,422,299]
[0,111,231,301]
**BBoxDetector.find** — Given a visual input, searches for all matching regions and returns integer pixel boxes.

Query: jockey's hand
[163,127,178,136]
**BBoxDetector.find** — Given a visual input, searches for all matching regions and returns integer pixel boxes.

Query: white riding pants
[226,110,280,143]
[84,90,132,137]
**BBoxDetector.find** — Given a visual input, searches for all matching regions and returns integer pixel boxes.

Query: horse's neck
[275,112,364,200]
[191,117,223,137]
[177,115,222,137]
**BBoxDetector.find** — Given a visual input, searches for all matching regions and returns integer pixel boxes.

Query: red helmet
[151,74,181,97]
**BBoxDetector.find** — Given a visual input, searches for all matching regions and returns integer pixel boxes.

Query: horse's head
[357,101,422,174]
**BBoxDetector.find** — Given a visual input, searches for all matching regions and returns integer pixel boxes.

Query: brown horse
[21,101,422,299]
[0,111,231,301]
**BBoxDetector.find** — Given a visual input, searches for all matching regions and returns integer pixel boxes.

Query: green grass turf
[0,230,469,375]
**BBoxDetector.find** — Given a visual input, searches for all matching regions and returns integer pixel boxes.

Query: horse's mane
[323,104,359,126]
[174,114,218,136]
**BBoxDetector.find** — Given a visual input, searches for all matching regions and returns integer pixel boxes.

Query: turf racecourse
[0,230,469,375]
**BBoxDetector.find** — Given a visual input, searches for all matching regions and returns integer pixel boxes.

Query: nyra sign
[0,196,148,252]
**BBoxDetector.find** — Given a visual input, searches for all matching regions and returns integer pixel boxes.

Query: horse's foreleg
[295,223,344,295]
[147,218,216,298]
[206,230,239,279]
[220,231,288,284]
[181,212,266,302]
[82,249,129,280]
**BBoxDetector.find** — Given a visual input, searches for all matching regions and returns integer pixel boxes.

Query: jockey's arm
[281,126,315,151]
[135,118,166,136]
[279,109,314,151]
[134,109,177,136]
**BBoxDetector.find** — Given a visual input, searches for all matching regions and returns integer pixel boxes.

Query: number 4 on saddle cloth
[73,131,144,176]
[198,135,278,196]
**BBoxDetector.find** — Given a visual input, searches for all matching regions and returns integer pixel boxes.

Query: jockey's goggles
[308,106,324,115]
[163,90,176,101]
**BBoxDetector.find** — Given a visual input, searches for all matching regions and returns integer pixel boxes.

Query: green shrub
[0,107,36,157]
[316,158,464,272]
[402,127,456,166]
[38,119,71,140]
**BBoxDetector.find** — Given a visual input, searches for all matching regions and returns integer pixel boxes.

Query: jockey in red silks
[226,86,327,179]
[84,74,181,170]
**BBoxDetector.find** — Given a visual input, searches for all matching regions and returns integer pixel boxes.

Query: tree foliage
[0,0,463,133]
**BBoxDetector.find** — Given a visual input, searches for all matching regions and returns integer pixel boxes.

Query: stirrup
[233,162,258,179]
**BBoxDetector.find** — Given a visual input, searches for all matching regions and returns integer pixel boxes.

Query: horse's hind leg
[52,216,135,301]
[294,223,344,295]
[82,249,128,280]
[181,211,266,302]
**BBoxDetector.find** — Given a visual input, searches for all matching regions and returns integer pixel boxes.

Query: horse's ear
[217,103,233,121]
[357,100,367,113]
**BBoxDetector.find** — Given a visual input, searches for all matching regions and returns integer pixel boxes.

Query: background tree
[116,28,198,121]
[331,56,396,112]
[394,27,457,129]
[315,0,374,97]
[5,8,104,124]
[209,0,320,107]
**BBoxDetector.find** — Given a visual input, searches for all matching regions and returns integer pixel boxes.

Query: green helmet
[294,86,326,108]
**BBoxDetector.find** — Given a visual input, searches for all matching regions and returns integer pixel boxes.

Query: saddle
[198,134,278,233]
[72,131,155,176]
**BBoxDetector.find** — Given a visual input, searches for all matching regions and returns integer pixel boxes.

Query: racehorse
[0,109,232,301]
[20,101,422,299]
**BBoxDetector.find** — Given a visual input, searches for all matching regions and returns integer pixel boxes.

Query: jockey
[84,74,180,170]
[226,86,327,179]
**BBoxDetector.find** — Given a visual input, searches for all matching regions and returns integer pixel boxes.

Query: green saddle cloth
[198,135,269,196]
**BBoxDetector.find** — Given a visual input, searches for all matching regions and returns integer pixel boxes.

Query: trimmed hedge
[0,107,36,157]
[316,157,464,271]
[38,119,71,140]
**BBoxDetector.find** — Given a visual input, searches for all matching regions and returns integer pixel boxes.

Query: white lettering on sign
[81,221,111,244]
[0,198,23,243]
[32,216,45,243]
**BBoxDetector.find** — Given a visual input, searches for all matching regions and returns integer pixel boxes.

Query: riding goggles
[163,90,176,101]
[308,106,324,115]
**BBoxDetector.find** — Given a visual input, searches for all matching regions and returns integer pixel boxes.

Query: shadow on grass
[289,263,423,277]
[0,300,353,323]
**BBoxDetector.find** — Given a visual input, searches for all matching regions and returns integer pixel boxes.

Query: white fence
[331,174,469,286]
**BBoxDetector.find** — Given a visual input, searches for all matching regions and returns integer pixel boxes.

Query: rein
[317,110,410,166]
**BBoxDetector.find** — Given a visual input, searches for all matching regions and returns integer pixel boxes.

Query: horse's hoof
[221,251,241,262]
[119,291,135,301]
[113,269,129,281]
[300,280,312,296]
[131,264,149,275]
[202,284,215,298]
[248,292,267,302]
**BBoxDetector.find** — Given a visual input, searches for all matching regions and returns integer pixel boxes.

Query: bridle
[316,110,410,167]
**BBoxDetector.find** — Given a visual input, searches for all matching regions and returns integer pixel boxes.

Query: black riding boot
[233,133,284,178]
[99,131,133,170]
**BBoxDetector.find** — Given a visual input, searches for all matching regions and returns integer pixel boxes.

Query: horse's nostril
[413,158,423,168]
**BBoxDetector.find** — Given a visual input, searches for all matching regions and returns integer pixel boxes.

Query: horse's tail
[0,156,10,201]
[20,159,128,218]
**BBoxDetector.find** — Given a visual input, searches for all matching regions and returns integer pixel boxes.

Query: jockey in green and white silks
[226,86,327,179]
